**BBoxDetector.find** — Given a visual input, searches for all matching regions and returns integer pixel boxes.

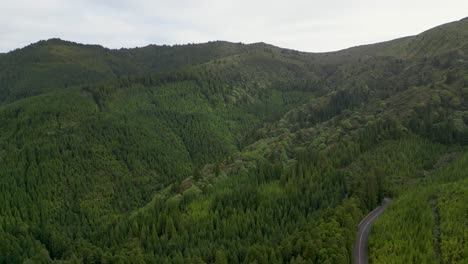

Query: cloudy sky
[1,0,468,53]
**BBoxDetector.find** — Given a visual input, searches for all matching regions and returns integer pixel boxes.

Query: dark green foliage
[1,17,468,263]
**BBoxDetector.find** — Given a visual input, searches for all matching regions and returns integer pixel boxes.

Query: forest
[0,17,468,263]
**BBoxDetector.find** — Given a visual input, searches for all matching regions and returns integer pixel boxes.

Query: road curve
[353,198,391,264]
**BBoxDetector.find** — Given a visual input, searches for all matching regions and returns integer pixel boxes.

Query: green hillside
[0,39,262,103]
[0,17,467,263]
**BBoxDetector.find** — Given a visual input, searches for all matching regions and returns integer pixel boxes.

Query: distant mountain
[0,17,467,263]
[0,39,257,103]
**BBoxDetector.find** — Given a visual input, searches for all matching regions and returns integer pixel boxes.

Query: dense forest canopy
[0,17,467,263]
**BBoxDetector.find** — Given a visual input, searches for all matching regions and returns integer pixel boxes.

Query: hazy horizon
[2,0,468,53]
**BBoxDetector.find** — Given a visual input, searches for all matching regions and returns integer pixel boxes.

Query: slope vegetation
[0,17,468,264]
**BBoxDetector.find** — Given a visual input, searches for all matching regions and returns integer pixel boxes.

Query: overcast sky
[1,0,468,53]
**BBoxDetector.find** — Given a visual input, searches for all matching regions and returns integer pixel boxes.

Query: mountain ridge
[0,15,466,105]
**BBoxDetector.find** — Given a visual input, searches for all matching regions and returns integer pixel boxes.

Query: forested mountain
[0,39,260,103]
[0,17,467,263]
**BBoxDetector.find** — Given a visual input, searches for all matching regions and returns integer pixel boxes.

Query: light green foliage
[438,179,468,263]
[370,191,437,264]
[370,153,468,263]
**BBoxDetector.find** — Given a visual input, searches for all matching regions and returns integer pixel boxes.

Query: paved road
[353,198,391,264]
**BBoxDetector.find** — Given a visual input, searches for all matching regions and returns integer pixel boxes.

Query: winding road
[353,198,391,264]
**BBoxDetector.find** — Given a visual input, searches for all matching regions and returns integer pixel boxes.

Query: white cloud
[1,0,468,53]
